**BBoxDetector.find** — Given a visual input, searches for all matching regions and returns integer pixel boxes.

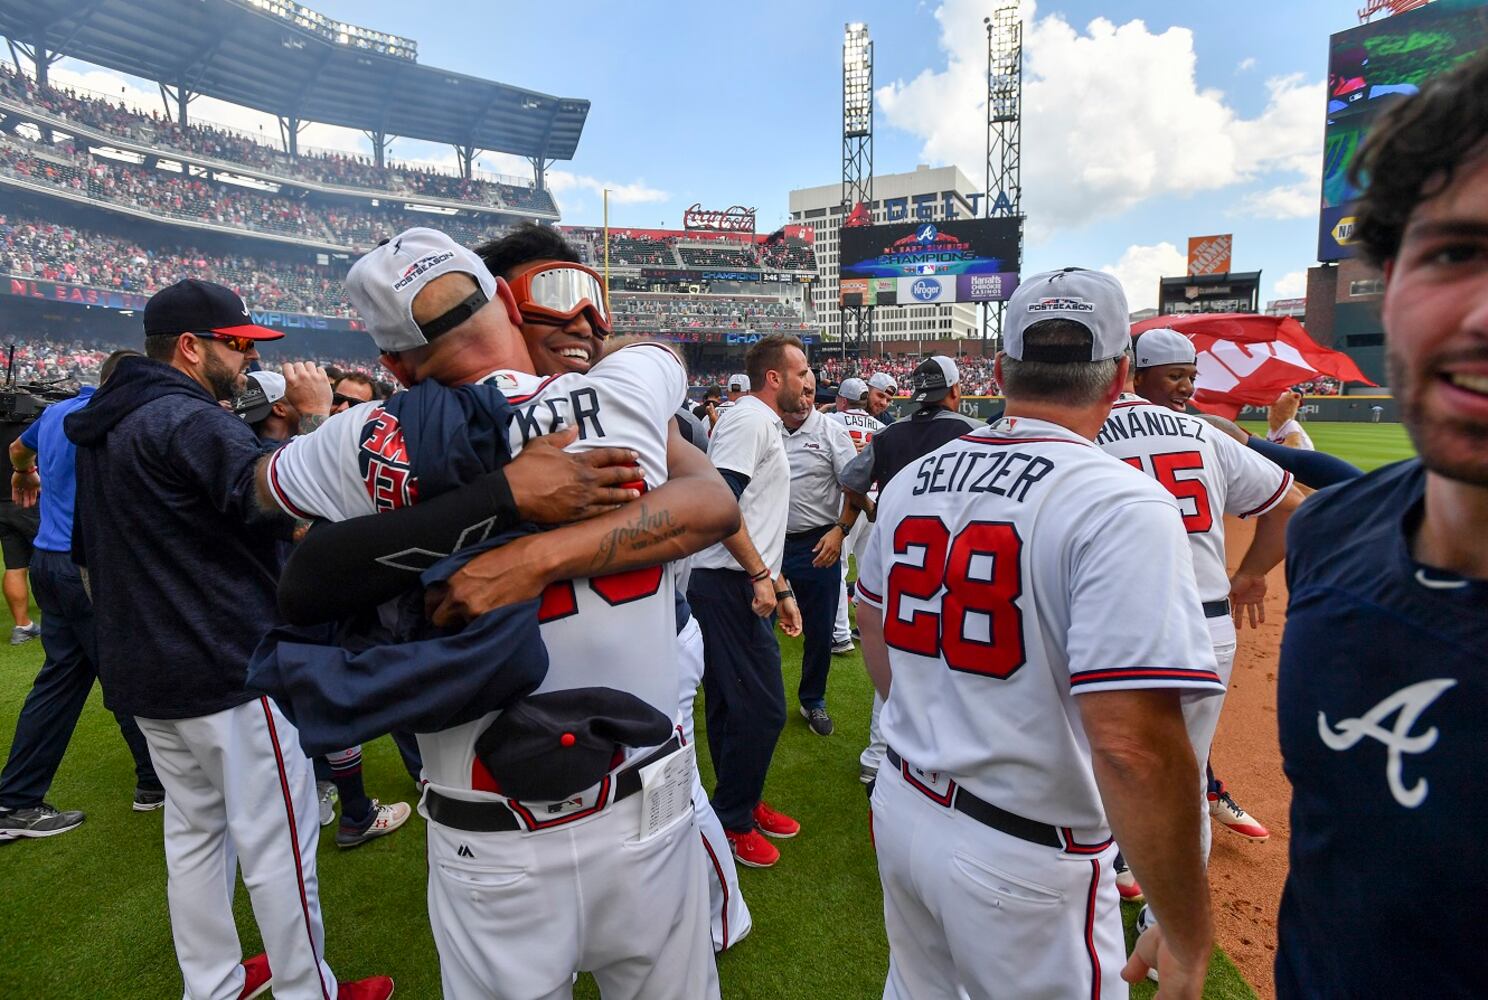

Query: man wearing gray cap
[260,227,729,999]
[827,377,881,657]
[856,268,1220,998]
[866,371,898,423]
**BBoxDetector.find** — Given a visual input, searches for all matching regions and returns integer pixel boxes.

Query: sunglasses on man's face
[331,393,362,409]
[194,331,256,354]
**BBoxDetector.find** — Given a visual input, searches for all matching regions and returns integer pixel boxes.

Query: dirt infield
[1209,516,1293,999]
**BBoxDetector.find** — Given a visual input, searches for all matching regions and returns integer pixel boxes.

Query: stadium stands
[677,243,757,269]
[0,216,354,316]
[0,136,502,250]
[559,227,818,274]
[611,292,811,335]
[0,64,558,215]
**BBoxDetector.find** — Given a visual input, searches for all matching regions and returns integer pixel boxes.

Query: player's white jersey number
[1119,450,1213,534]
[884,516,1026,678]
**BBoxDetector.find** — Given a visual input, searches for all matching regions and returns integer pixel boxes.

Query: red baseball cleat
[237,954,272,1000]
[1115,865,1144,902]
[1208,790,1271,842]
[752,801,800,839]
[726,828,779,869]
[338,976,395,1000]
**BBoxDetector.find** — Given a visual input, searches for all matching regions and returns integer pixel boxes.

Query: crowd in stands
[0,64,558,214]
[0,216,355,316]
[611,293,811,335]
[560,227,818,273]
[0,136,502,250]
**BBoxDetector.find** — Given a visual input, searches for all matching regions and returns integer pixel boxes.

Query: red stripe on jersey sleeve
[1069,666,1222,689]
[1239,471,1294,519]
[854,578,884,607]
[267,448,315,521]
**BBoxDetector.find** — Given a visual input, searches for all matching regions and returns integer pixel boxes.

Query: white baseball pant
[677,614,752,950]
[135,697,336,1000]
[1182,614,1239,862]
[423,788,718,1000]
[833,518,872,645]
[871,761,1125,1000]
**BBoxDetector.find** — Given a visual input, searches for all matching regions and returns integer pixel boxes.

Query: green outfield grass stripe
[1238,421,1415,472]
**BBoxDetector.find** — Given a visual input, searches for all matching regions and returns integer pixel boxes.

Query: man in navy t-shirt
[1275,54,1488,997]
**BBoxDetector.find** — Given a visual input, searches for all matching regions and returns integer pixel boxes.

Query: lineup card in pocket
[638,742,694,840]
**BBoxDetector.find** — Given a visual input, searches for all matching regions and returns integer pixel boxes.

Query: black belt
[425,736,682,833]
[887,747,1062,849]
[786,524,836,542]
[1202,599,1231,619]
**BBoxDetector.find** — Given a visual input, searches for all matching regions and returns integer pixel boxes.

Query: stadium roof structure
[0,0,589,170]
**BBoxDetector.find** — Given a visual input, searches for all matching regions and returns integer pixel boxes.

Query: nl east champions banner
[839,219,1021,301]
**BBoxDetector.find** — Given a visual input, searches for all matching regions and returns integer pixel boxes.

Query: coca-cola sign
[683,203,756,232]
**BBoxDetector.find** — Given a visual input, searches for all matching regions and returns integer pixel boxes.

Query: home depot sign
[1187,234,1233,276]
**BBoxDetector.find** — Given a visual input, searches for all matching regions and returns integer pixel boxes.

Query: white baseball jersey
[706,398,737,436]
[1096,396,1293,602]
[267,343,687,792]
[829,407,885,454]
[1267,418,1315,450]
[856,415,1222,833]
[783,408,857,532]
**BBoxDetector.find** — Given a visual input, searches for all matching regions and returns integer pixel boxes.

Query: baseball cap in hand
[1134,327,1196,368]
[838,377,869,403]
[1004,268,1129,362]
[143,279,283,341]
[910,356,959,405]
[727,373,750,392]
[234,370,286,424]
[345,227,498,354]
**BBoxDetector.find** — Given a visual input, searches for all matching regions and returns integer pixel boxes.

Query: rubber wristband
[775,590,793,600]
[749,568,771,582]
[834,521,852,534]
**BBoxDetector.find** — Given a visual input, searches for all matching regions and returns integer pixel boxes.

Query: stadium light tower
[984,7,1023,350]
[840,22,874,359]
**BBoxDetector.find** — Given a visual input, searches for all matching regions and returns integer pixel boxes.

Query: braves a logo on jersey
[358,407,419,512]
[1317,678,1456,809]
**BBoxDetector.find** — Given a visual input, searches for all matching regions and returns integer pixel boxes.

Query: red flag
[1130,313,1377,419]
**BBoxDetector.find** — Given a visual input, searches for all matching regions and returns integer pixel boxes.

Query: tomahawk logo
[1316,678,1456,808]
[915,224,938,243]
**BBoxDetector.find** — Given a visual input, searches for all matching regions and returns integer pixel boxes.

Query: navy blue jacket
[246,377,549,753]
[65,356,286,719]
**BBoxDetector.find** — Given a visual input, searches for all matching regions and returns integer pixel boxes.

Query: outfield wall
[877,395,1399,422]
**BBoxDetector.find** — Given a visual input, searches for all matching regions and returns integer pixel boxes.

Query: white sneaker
[336,799,411,849]
[317,781,338,828]
[1208,790,1270,841]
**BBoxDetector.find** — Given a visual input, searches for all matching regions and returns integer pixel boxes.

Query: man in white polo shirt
[688,335,806,870]
[781,371,861,738]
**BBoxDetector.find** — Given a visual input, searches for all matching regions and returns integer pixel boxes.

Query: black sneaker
[0,803,85,840]
[799,705,835,737]
[132,788,166,812]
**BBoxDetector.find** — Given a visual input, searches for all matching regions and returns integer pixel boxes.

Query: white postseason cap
[345,227,498,353]
[727,372,750,392]
[1004,268,1130,362]
[1134,327,1197,368]
[838,376,869,402]
[867,371,898,393]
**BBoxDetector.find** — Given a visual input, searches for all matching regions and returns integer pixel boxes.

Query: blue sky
[43,1,1365,311]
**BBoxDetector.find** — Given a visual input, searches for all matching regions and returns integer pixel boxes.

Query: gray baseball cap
[1133,327,1196,368]
[727,372,750,392]
[1004,268,1129,363]
[234,370,286,424]
[345,227,498,353]
[838,377,869,403]
[867,372,898,393]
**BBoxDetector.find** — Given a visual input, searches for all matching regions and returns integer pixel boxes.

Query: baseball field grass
[0,425,1412,998]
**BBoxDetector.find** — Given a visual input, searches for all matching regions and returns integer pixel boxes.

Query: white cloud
[1274,269,1308,297]
[876,0,1324,237]
[1239,178,1318,219]
[1237,57,1257,72]
[546,171,669,205]
[1100,241,1187,313]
